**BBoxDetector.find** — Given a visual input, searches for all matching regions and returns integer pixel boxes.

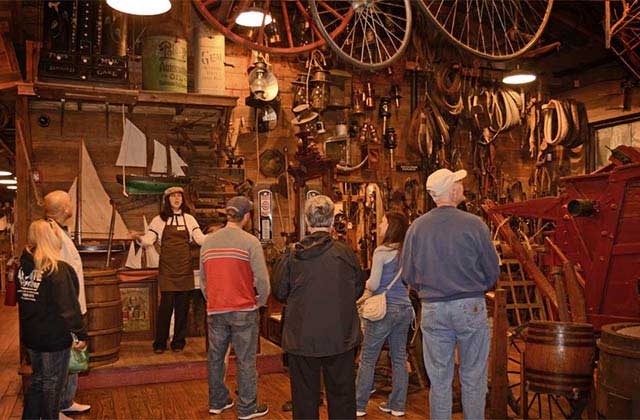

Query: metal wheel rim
[192,0,353,56]
[309,0,412,70]
[415,0,554,61]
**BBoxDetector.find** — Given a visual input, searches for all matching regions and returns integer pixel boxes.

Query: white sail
[66,141,130,240]
[169,146,188,177]
[124,241,142,269]
[142,215,160,268]
[150,140,167,174]
[145,245,160,268]
[116,119,147,168]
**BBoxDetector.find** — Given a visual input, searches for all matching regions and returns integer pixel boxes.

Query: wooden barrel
[524,321,595,398]
[85,268,122,368]
[596,322,640,419]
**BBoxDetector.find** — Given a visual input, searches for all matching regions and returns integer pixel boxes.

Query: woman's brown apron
[157,215,193,291]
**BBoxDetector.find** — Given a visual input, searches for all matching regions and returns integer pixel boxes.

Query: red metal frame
[485,146,640,330]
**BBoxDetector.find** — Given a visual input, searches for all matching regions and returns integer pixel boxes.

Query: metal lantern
[292,74,308,109]
[309,68,330,112]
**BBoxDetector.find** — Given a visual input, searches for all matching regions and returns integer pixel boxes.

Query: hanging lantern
[292,74,308,109]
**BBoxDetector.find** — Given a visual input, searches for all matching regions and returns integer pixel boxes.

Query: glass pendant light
[106,0,172,16]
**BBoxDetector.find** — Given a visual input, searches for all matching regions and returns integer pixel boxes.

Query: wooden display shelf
[21,81,238,109]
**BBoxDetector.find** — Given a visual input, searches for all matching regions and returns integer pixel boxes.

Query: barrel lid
[599,322,640,353]
[84,268,119,276]
[527,320,594,330]
[617,325,640,338]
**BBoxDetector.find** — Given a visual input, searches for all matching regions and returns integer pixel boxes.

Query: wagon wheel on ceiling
[415,0,554,61]
[309,0,412,71]
[192,0,353,55]
[506,325,590,419]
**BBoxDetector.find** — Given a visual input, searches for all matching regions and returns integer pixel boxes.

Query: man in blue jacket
[401,168,500,420]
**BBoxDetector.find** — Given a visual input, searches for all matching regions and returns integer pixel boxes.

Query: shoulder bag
[359,268,403,321]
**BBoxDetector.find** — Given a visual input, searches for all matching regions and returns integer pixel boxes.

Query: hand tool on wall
[379,96,391,133]
[384,127,397,170]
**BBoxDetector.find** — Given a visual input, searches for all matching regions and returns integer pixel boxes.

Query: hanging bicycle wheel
[416,0,554,61]
[309,0,412,71]
[192,0,353,55]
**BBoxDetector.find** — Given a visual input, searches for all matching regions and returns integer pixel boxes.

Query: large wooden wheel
[415,0,554,61]
[192,0,353,55]
[309,0,412,70]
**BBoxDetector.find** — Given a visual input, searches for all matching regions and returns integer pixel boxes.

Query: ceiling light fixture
[503,66,537,85]
[235,7,272,27]
[6,185,16,190]
[106,0,171,16]
[0,170,12,176]
[0,179,17,185]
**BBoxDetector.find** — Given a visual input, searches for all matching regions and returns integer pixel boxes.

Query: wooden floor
[11,374,462,420]
[103,336,281,369]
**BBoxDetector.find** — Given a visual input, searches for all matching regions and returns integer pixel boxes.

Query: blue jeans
[23,347,71,420]
[61,372,78,409]
[356,304,414,413]
[421,297,490,420]
[207,310,259,417]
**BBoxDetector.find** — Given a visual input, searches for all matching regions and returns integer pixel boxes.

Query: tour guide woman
[17,219,88,420]
[133,186,205,353]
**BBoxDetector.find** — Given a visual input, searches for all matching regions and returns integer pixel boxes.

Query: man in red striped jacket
[200,196,270,420]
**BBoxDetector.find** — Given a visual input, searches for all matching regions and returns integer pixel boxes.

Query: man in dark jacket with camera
[273,195,364,420]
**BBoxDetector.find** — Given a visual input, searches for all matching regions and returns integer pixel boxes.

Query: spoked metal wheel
[193,0,353,55]
[309,0,412,70]
[415,0,554,61]
[507,325,589,419]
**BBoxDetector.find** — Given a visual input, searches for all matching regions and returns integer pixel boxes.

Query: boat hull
[116,175,189,195]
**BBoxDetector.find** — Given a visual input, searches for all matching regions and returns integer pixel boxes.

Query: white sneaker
[59,413,73,420]
[61,402,91,414]
[379,402,405,417]
[356,410,366,417]
[209,399,234,414]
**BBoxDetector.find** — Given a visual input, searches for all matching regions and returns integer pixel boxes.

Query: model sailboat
[66,140,129,241]
[115,118,189,195]
[124,215,160,269]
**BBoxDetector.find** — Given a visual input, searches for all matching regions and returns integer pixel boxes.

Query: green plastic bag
[69,347,89,374]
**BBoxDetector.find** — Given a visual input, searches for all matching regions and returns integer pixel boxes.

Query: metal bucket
[142,35,188,92]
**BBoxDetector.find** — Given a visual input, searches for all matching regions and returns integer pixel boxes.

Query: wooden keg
[524,321,595,398]
[84,268,122,368]
[597,322,640,419]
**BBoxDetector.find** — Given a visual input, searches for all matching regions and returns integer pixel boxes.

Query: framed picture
[120,278,157,341]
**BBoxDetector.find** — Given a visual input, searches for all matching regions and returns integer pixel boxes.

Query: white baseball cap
[426,168,467,197]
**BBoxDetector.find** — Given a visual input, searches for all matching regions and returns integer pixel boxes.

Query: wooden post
[1,255,5,293]
[488,289,508,420]
[521,349,528,419]
[563,261,587,322]
[552,266,570,322]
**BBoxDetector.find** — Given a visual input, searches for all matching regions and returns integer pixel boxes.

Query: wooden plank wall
[21,26,628,251]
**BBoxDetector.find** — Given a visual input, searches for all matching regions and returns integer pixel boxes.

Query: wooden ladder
[498,258,547,327]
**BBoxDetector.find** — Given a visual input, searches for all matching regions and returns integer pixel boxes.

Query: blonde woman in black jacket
[17,220,88,420]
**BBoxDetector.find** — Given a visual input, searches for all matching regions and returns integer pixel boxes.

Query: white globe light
[235,8,272,27]
[106,0,172,16]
